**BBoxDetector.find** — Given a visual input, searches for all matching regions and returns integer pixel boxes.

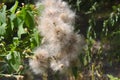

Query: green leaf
[0,5,6,23]
[10,1,19,14]
[0,23,7,35]
[30,29,41,49]
[107,74,120,80]
[17,21,26,38]
[33,28,41,46]
[16,8,26,20]
[6,51,21,72]
[9,14,16,30]
[25,11,35,28]
[6,53,12,60]
[13,37,19,46]
[76,0,81,11]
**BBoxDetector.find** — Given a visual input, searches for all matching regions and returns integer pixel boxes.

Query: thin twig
[0,74,24,80]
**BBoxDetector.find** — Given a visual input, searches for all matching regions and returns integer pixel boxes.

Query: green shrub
[0,1,42,78]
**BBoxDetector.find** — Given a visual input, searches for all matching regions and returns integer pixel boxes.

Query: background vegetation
[0,0,120,80]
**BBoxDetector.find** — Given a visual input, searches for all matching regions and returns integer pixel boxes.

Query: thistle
[29,0,85,74]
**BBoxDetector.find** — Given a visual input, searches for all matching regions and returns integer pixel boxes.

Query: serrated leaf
[10,1,18,14]
[0,5,6,23]
[17,21,26,38]
[9,14,16,30]
[0,23,7,35]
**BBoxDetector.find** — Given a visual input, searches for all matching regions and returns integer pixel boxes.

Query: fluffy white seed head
[29,0,85,74]
[29,48,49,74]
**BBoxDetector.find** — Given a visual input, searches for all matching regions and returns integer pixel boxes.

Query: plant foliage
[0,1,42,77]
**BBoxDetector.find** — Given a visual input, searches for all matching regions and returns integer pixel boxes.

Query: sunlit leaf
[17,21,26,38]
[10,1,19,14]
